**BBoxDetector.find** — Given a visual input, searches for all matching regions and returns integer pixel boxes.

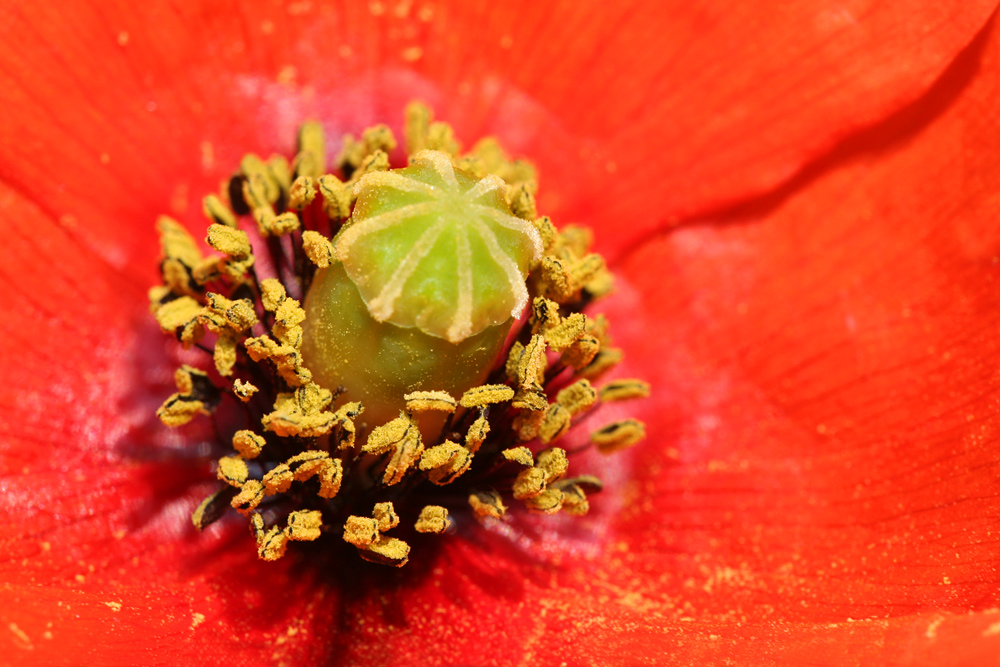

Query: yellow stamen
[513,467,546,500]
[598,379,651,402]
[152,108,648,566]
[420,441,472,485]
[591,419,647,453]
[513,410,545,442]
[191,488,232,531]
[532,216,557,255]
[331,402,364,449]
[261,451,342,499]
[468,490,507,520]
[262,383,335,438]
[556,379,598,415]
[232,379,259,402]
[538,404,571,444]
[285,509,323,541]
[536,448,569,482]
[301,230,334,268]
[203,194,238,227]
[217,456,249,487]
[556,482,590,516]
[317,174,352,220]
[415,505,451,533]
[404,390,458,413]
[206,224,251,259]
[364,414,423,485]
[465,412,490,454]
[232,430,265,459]
[338,124,397,173]
[362,536,410,567]
[459,384,515,408]
[502,447,534,466]
[561,334,601,370]
[293,121,326,179]
[288,175,318,209]
[252,512,288,561]
[343,516,380,547]
[152,296,204,345]
[579,347,624,380]
[525,487,564,514]
[373,502,400,532]
[232,480,265,514]
[156,366,216,427]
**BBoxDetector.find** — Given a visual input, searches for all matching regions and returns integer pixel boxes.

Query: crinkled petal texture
[0,0,998,665]
[599,13,1000,667]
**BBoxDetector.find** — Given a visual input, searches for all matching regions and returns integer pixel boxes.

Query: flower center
[301,149,540,429]
[150,103,649,567]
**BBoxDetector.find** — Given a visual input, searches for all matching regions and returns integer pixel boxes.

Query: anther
[459,384,515,409]
[468,490,507,520]
[404,390,458,413]
[156,366,219,426]
[302,230,334,268]
[415,506,451,533]
[217,456,249,487]
[232,430,265,459]
[598,379,651,402]
[591,419,647,453]
[232,379,259,403]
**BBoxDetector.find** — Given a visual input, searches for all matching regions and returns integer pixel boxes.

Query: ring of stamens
[152,102,649,566]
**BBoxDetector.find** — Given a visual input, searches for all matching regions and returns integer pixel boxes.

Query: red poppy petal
[4,1,1000,664]
[565,0,1000,258]
[0,542,345,666]
[0,2,994,266]
[521,605,1000,666]
[580,9,1000,663]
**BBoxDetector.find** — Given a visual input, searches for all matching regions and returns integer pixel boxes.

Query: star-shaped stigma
[335,150,543,343]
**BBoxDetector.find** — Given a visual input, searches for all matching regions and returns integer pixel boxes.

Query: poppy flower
[2,1,1000,665]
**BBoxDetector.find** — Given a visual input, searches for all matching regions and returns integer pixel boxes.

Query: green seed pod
[302,150,542,428]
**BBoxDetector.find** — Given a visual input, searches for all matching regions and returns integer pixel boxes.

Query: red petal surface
[583,10,1000,665]
[0,2,992,260]
[1,1,998,665]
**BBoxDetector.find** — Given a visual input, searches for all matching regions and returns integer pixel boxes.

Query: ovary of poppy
[1,1,1000,666]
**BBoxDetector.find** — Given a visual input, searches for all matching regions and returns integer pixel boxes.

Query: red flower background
[2,1,1000,665]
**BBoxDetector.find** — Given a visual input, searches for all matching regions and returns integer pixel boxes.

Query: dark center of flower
[150,103,649,567]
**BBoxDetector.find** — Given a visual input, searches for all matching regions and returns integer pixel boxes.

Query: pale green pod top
[334,150,542,343]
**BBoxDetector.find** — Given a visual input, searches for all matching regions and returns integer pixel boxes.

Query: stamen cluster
[151,103,649,566]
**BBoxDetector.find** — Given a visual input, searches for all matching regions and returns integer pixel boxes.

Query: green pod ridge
[301,263,512,431]
[335,150,542,343]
